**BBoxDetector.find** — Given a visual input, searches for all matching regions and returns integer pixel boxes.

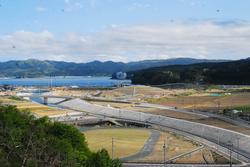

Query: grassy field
[84,128,151,158]
[0,96,68,117]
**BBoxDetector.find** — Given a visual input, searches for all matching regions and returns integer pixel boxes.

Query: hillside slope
[0,58,226,77]
[130,58,250,85]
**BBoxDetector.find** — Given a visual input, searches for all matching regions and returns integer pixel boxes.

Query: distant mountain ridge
[130,58,250,85]
[0,58,228,78]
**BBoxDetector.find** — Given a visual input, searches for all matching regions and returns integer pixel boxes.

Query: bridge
[17,94,74,105]
[17,94,133,105]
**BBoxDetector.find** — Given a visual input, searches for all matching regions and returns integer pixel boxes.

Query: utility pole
[112,138,114,160]
[163,140,166,167]
[228,141,233,167]
[236,136,240,160]
[231,135,240,161]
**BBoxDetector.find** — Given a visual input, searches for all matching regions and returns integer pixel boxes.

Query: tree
[0,105,122,167]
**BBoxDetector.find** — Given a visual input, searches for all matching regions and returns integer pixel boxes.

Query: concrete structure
[18,94,73,104]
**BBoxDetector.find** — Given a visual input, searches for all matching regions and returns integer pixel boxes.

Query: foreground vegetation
[0,105,121,167]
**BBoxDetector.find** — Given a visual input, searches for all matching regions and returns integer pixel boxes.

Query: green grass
[233,105,250,113]
[223,105,250,117]
[206,85,222,90]
[8,96,24,101]
[146,97,169,103]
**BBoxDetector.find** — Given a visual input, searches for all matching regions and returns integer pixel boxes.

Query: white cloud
[64,0,97,12]
[35,6,47,12]
[64,0,83,12]
[178,0,206,7]
[1,21,250,62]
[128,2,151,11]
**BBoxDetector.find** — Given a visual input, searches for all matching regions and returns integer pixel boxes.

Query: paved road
[121,129,160,162]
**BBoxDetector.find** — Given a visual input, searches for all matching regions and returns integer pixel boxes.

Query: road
[121,129,160,162]
[139,103,250,129]
[59,98,250,164]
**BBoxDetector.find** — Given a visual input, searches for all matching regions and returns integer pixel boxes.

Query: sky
[0,0,250,62]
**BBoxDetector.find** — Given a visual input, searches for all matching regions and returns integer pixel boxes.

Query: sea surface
[0,76,131,87]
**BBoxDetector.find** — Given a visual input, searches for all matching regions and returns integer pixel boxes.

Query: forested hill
[130,58,250,85]
[0,58,226,78]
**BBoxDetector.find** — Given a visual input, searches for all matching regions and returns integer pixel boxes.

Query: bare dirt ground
[106,86,197,101]
[50,87,97,97]
[173,148,229,164]
[50,86,197,101]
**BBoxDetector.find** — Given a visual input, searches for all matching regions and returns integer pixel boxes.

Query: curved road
[121,129,160,162]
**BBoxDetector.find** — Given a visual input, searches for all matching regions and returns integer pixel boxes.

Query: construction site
[1,85,250,166]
